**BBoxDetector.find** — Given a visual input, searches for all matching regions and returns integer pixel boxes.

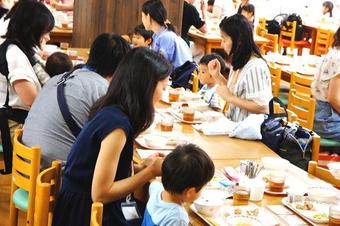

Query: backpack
[281,13,304,41]
[170,61,199,90]
[266,14,288,35]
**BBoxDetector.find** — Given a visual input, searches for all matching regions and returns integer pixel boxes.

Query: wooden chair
[90,202,103,226]
[9,129,41,226]
[278,21,310,55]
[34,160,62,226]
[262,33,278,53]
[273,103,320,161]
[268,64,281,97]
[280,72,313,104]
[273,102,298,123]
[191,70,199,93]
[258,17,267,29]
[314,29,333,56]
[287,89,316,130]
[256,25,267,37]
[308,161,340,188]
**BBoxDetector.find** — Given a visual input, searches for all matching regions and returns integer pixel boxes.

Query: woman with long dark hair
[312,26,340,140]
[52,48,171,226]
[208,14,272,122]
[142,0,192,69]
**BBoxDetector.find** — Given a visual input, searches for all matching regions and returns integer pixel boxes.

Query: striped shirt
[226,57,272,122]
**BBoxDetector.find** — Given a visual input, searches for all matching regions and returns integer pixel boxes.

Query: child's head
[45,52,73,77]
[132,24,153,48]
[241,4,255,23]
[162,144,215,203]
[198,53,226,85]
[322,1,333,17]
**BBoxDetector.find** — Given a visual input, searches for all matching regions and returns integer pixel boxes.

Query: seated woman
[52,48,170,226]
[142,0,192,69]
[208,14,272,122]
[0,1,53,171]
[312,26,340,141]
[22,33,130,168]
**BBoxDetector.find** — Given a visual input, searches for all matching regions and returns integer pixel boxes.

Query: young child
[198,53,227,110]
[132,24,153,48]
[45,52,73,77]
[142,144,215,226]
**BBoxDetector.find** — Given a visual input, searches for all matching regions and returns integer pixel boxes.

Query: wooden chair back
[90,202,103,226]
[314,29,333,56]
[273,102,298,123]
[34,160,62,226]
[279,21,297,51]
[263,33,278,53]
[10,129,41,226]
[287,89,316,130]
[308,161,340,188]
[290,72,313,97]
[269,64,281,97]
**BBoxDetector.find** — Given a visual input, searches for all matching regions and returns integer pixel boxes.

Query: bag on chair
[261,97,313,170]
[170,61,199,90]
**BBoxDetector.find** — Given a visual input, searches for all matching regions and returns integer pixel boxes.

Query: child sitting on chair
[132,24,153,48]
[198,53,227,110]
[142,144,215,226]
[45,52,73,77]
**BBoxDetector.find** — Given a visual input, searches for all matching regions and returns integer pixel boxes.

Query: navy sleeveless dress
[52,106,145,226]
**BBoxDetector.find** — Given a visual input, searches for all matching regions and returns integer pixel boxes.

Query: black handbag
[261,97,313,170]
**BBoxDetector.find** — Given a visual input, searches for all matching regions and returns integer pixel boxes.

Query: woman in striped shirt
[208,14,272,122]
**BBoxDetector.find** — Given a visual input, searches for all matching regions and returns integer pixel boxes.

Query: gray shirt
[22,68,108,168]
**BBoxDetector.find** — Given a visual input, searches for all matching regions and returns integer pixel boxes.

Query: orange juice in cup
[160,117,174,132]
[268,171,286,192]
[68,50,78,60]
[183,107,195,122]
[168,89,180,102]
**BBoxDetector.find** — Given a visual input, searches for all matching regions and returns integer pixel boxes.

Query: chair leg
[9,203,18,226]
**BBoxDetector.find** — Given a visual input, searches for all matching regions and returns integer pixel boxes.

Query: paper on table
[136,149,171,159]
[193,117,237,135]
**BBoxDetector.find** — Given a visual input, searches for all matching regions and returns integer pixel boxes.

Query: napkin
[193,117,237,135]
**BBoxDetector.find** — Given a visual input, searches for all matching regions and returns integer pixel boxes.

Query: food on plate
[313,213,328,220]
[234,208,242,215]
[295,201,315,211]
[246,208,259,217]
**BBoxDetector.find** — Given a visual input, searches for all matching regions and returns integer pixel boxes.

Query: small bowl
[328,162,340,180]
[308,186,339,203]
[144,134,168,148]
[193,197,223,217]
[261,157,289,170]
[226,215,262,226]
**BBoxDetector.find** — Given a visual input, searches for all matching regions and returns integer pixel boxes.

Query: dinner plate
[282,197,329,224]
[296,66,317,76]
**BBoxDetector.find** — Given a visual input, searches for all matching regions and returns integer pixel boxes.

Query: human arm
[51,0,74,11]
[12,80,38,107]
[327,74,340,113]
[91,129,163,203]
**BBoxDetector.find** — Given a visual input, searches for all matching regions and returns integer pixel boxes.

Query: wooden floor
[0,154,25,226]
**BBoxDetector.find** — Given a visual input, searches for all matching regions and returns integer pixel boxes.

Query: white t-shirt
[213,0,236,18]
[0,44,41,110]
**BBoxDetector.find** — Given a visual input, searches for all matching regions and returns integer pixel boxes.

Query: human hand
[143,153,165,177]
[200,0,207,12]
[216,84,233,102]
[208,59,222,81]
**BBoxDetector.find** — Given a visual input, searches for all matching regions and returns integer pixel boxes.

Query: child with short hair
[45,52,73,77]
[132,24,153,48]
[142,144,215,226]
[198,53,226,110]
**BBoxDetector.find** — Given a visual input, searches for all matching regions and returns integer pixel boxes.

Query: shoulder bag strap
[57,71,81,138]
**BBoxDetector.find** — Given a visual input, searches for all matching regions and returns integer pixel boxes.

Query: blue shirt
[152,27,192,69]
[142,182,189,226]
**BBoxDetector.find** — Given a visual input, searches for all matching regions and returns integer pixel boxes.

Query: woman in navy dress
[52,48,171,226]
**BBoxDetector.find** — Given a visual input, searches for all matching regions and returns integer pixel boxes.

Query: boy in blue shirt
[142,144,215,226]
[198,53,227,110]
[132,24,153,48]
